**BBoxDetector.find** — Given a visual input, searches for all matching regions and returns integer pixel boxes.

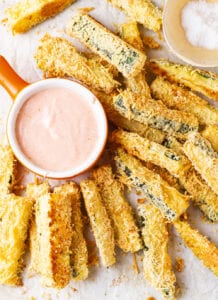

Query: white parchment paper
[0,1,218,300]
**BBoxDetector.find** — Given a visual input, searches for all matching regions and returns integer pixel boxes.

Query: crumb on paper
[71,287,78,292]
[29,297,35,300]
[132,253,139,274]
[175,258,185,272]
[1,18,7,24]
[147,297,156,300]
[136,190,142,196]
[142,36,160,49]
[110,274,129,287]
[79,7,94,14]
[137,198,145,204]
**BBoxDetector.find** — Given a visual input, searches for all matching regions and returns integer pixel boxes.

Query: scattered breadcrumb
[175,258,185,272]
[142,35,160,49]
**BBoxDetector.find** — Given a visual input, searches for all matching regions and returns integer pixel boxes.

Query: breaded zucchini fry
[92,165,142,253]
[28,186,72,288]
[95,91,165,144]
[112,129,190,176]
[149,59,218,101]
[113,89,199,139]
[151,77,218,126]
[119,21,144,51]
[6,0,75,34]
[0,194,33,285]
[0,145,16,195]
[26,182,50,273]
[162,136,183,154]
[80,180,115,267]
[174,220,218,277]
[183,133,218,195]
[68,14,146,77]
[35,34,119,94]
[108,0,162,32]
[201,125,218,152]
[112,129,218,222]
[138,204,176,300]
[119,21,151,97]
[54,183,88,281]
[114,148,189,221]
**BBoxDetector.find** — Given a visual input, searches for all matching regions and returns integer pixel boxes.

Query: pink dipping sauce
[15,88,99,172]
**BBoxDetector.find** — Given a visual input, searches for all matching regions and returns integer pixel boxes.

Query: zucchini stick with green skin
[35,34,120,94]
[138,204,176,300]
[151,77,218,126]
[114,148,189,222]
[113,89,199,140]
[112,129,218,222]
[68,14,146,77]
[108,0,162,32]
[92,165,142,253]
[201,125,218,152]
[149,59,218,101]
[54,183,88,281]
[183,133,218,195]
[95,91,166,144]
[119,21,151,97]
[174,220,218,277]
[80,180,115,267]
[0,145,16,195]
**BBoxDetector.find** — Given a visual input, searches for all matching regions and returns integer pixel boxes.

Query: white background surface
[0,1,218,300]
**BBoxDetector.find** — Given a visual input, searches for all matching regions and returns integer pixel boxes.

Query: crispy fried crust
[27,183,72,288]
[113,89,199,140]
[109,0,162,32]
[68,14,146,77]
[95,91,165,144]
[138,204,176,300]
[201,125,218,152]
[6,0,75,34]
[119,21,151,97]
[183,133,218,195]
[26,182,50,273]
[80,179,115,267]
[174,220,218,277]
[0,145,16,195]
[35,34,119,94]
[114,148,189,221]
[92,165,142,252]
[0,194,33,286]
[149,59,218,101]
[151,77,218,126]
[54,183,88,281]
[111,129,218,222]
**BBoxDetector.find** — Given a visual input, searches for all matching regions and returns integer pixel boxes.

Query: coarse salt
[181,0,218,50]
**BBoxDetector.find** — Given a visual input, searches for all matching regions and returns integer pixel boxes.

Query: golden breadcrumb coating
[68,14,146,77]
[174,220,218,277]
[80,179,115,267]
[183,133,218,195]
[35,34,119,94]
[151,77,218,126]
[201,125,218,152]
[108,0,162,32]
[149,59,218,101]
[138,204,176,300]
[114,148,189,221]
[54,182,88,281]
[6,0,75,34]
[0,145,16,195]
[92,165,142,252]
[0,194,33,285]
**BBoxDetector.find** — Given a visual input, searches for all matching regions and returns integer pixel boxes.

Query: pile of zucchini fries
[1,1,218,299]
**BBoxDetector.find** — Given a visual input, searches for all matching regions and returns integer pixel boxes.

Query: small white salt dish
[163,0,218,67]
[0,55,108,179]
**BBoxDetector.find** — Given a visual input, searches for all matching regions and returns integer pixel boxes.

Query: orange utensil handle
[0,55,28,100]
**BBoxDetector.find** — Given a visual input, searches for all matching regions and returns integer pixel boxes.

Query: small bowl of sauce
[163,0,218,67]
[4,70,108,178]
